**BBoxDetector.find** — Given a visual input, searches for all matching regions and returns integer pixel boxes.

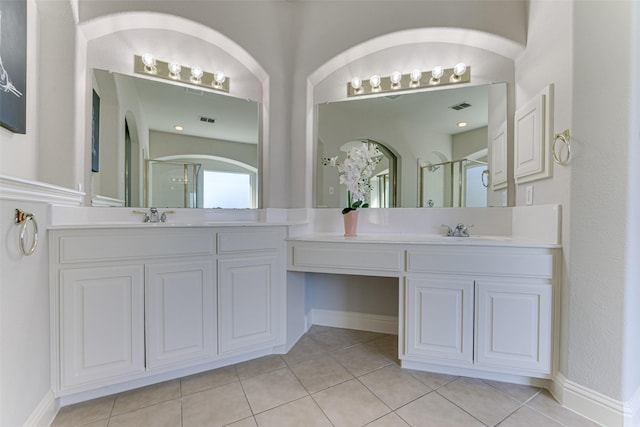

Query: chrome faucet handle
[160,210,175,223]
[132,210,150,223]
[461,224,474,237]
[441,224,454,236]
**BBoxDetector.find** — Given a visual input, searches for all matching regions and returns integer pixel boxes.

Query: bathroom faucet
[132,208,174,223]
[149,208,160,223]
[442,223,474,237]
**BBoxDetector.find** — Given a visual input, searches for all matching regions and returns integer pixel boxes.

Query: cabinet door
[146,260,216,370]
[60,265,145,389]
[405,276,474,364]
[218,255,279,354]
[475,280,552,375]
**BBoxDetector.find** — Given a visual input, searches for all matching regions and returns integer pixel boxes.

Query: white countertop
[287,233,561,248]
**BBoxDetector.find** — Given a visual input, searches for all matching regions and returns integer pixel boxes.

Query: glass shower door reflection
[145,160,201,208]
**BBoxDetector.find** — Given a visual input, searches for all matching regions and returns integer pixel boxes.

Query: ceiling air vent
[449,102,472,111]
[199,116,216,124]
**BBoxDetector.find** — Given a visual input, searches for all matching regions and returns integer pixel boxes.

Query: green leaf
[342,207,354,214]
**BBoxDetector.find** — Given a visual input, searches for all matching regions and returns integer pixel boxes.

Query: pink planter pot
[343,210,359,237]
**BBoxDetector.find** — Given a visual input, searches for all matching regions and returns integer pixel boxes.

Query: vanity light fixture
[134,54,230,93]
[347,63,470,97]
[168,61,182,79]
[409,69,423,87]
[452,63,467,81]
[141,53,157,74]
[350,77,363,92]
[430,66,444,83]
[390,71,402,88]
[213,71,226,88]
[369,74,381,90]
[190,65,204,83]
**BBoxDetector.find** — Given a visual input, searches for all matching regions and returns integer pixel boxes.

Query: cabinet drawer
[57,229,215,264]
[217,229,284,254]
[290,243,403,276]
[406,249,554,279]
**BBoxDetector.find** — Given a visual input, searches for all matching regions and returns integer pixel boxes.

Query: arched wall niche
[306,27,523,208]
[74,11,269,207]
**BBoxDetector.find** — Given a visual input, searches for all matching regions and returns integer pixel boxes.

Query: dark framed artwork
[91,89,100,172]
[0,0,27,134]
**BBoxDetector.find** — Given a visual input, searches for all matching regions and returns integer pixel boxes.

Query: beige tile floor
[51,326,600,427]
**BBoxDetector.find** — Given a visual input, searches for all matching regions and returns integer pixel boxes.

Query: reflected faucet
[442,223,474,237]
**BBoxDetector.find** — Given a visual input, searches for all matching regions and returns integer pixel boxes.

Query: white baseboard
[552,373,640,427]
[22,390,57,427]
[309,309,398,335]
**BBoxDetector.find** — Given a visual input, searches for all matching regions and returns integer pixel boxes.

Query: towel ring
[552,130,571,166]
[481,169,489,188]
[15,209,39,256]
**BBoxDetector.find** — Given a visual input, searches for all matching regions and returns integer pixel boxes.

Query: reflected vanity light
[174,125,184,131]
[134,54,230,93]
[347,63,470,97]
[457,121,468,128]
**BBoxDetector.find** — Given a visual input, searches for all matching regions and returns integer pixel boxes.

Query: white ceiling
[120,72,260,144]
[320,84,490,136]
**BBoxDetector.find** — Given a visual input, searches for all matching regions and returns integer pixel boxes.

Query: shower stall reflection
[145,159,201,208]
[420,158,488,208]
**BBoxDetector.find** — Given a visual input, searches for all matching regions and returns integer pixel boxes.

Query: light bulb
[369,74,381,89]
[409,69,422,84]
[190,65,203,82]
[390,71,402,86]
[453,62,467,77]
[431,66,444,80]
[141,53,155,68]
[213,71,226,85]
[350,77,362,90]
[141,53,156,73]
[168,61,182,78]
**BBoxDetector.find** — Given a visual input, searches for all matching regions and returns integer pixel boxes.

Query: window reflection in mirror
[92,69,260,208]
[316,83,507,208]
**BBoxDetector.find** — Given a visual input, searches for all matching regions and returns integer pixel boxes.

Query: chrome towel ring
[15,209,38,256]
[552,129,571,166]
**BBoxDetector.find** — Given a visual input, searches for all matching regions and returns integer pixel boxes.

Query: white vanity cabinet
[59,265,145,388]
[50,225,286,398]
[404,247,556,378]
[145,259,216,370]
[217,229,286,355]
[287,237,559,381]
[405,275,474,365]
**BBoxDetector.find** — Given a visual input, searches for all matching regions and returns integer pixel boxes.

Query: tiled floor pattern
[52,326,600,427]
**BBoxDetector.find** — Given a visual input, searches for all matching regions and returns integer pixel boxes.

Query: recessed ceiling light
[457,122,468,128]
[174,125,184,131]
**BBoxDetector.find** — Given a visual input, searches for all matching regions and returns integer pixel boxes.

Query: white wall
[571,0,639,403]
[0,201,52,427]
[514,0,574,381]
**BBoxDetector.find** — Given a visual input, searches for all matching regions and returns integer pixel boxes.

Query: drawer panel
[290,243,403,275]
[58,229,215,263]
[217,229,284,253]
[406,249,554,278]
